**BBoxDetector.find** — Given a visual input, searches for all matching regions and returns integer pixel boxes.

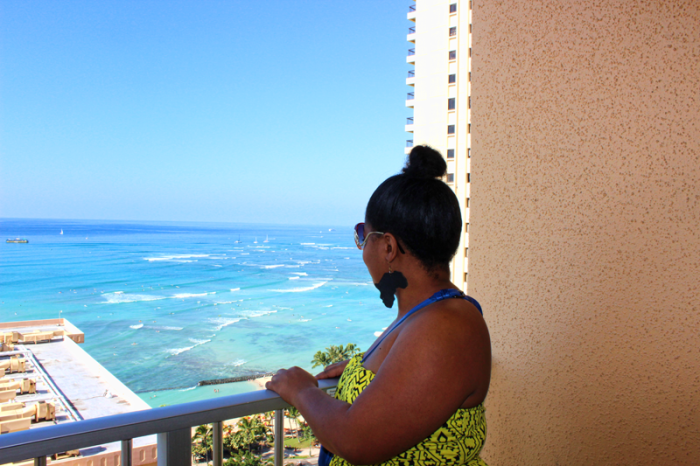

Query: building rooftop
[0,319,156,465]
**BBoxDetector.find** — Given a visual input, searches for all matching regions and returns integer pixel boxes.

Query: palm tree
[192,424,213,462]
[235,416,270,454]
[311,343,361,368]
[285,407,300,431]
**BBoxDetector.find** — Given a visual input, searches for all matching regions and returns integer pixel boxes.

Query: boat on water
[6,238,28,243]
[263,235,269,243]
[60,229,63,235]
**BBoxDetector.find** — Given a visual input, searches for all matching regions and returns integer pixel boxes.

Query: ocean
[0,218,387,407]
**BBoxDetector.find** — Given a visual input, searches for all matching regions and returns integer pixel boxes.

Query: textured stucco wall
[470,0,700,464]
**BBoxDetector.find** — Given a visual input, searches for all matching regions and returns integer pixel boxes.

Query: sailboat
[254,237,258,244]
[263,235,269,243]
[235,234,241,244]
[60,229,63,235]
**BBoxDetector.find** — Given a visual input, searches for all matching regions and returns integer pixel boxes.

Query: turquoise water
[0,219,387,407]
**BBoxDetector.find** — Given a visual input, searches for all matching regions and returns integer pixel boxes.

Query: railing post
[157,428,191,466]
[34,457,46,466]
[274,409,284,466]
[121,439,132,466]
[212,421,223,466]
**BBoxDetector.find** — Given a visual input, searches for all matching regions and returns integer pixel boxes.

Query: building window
[448,98,456,110]
[449,50,456,60]
[447,149,455,159]
[468,124,471,133]
[465,222,469,233]
[447,173,455,183]
[469,96,471,109]
[468,148,471,158]
[448,125,455,134]
[449,27,457,37]
[450,3,457,13]
[467,173,471,183]
[449,74,456,84]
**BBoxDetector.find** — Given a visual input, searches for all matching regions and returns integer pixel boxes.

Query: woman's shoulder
[395,295,491,371]
[407,294,487,337]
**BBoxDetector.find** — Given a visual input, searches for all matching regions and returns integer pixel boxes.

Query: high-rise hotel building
[405,0,472,290]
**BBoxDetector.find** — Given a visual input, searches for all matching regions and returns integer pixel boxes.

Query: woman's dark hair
[365,145,462,272]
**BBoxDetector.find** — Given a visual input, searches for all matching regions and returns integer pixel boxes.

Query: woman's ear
[384,233,400,263]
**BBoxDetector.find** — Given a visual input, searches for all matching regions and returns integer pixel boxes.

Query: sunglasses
[354,223,405,253]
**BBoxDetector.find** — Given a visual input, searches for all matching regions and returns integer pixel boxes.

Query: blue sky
[0,0,412,226]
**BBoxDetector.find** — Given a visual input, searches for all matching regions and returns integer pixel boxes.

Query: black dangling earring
[375,263,408,308]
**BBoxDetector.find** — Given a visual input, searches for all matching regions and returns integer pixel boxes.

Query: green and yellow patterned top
[329,353,488,466]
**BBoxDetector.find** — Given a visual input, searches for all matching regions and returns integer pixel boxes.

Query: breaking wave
[104,292,166,304]
[168,338,210,356]
[207,317,246,331]
[269,281,328,293]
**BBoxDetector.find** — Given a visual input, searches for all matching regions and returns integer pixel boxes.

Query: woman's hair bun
[402,145,447,179]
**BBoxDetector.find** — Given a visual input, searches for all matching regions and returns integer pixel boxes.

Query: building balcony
[405,140,413,154]
[406,92,415,108]
[0,378,339,466]
[407,48,415,64]
[405,117,414,133]
[407,4,416,21]
[407,26,416,43]
[406,70,415,86]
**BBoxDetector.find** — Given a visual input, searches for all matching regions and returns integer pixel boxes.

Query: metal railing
[406,117,414,125]
[408,26,415,34]
[406,140,414,148]
[407,70,415,78]
[407,92,414,100]
[0,378,339,466]
[409,5,416,12]
[408,48,415,56]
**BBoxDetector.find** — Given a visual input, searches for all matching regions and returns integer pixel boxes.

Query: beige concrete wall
[470,0,700,464]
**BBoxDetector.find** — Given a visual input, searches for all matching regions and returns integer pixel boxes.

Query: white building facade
[406,0,472,290]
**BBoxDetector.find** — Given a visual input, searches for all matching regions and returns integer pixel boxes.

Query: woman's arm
[266,302,490,465]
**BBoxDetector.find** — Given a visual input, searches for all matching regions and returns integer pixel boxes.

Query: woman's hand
[265,367,319,405]
[315,359,350,380]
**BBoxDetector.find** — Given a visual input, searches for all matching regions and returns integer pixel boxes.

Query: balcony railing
[407,92,414,100]
[408,26,415,34]
[406,140,414,148]
[408,48,415,56]
[406,117,414,125]
[0,379,339,466]
[409,5,416,12]
[408,70,415,78]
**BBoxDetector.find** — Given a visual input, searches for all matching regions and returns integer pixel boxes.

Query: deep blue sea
[0,218,387,407]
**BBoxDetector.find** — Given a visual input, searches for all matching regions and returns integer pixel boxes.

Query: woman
[266,146,491,466]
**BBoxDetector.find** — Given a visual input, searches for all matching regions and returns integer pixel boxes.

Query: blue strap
[362,289,482,363]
